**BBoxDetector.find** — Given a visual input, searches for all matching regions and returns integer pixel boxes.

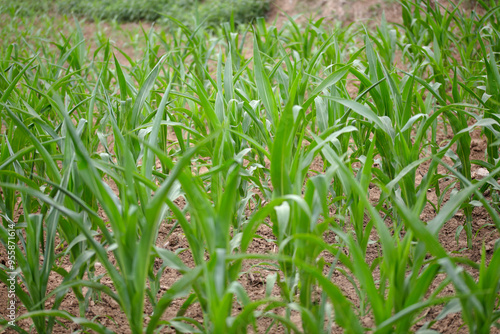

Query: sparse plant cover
[0,0,499,333]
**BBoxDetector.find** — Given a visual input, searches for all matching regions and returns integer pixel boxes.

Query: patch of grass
[58,0,175,22]
[0,0,270,25]
[0,0,54,16]
[199,0,270,26]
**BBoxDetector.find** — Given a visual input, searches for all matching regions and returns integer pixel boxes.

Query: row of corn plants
[1,0,500,333]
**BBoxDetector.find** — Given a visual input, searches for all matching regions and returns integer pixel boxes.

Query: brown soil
[267,0,402,28]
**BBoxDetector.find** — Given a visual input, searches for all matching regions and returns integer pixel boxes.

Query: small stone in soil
[472,168,489,180]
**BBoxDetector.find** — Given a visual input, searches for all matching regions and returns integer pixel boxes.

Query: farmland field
[1,0,500,333]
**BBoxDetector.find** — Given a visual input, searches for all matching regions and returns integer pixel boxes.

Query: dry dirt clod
[470,139,484,152]
[164,234,179,248]
[472,168,489,180]
[486,239,499,252]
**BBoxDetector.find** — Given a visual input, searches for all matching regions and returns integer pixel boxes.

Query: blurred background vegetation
[0,0,270,26]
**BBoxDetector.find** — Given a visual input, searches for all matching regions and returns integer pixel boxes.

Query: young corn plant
[2,5,500,334]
